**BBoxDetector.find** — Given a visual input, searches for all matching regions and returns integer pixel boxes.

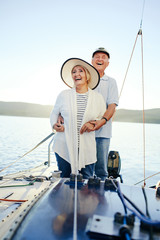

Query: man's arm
[92,103,116,130]
[80,103,116,134]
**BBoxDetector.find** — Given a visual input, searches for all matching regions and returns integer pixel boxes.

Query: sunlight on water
[0,116,159,187]
[111,121,160,186]
[0,115,56,175]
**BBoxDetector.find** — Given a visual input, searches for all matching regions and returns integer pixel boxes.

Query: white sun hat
[60,58,100,90]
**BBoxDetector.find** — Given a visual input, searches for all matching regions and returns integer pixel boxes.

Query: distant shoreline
[0,101,160,124]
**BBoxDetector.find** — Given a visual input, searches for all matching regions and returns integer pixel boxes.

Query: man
[80,47,119,180]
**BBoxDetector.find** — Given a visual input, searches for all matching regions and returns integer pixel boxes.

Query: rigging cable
[118,0,146,187]
[139,0,146,187]
[118,33,139,100]
[140,0,146,29]
[118,0,145,98]
[140,30,146,186]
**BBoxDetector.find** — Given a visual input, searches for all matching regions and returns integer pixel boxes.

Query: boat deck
[0,165,160,239]
[0,164,59,239]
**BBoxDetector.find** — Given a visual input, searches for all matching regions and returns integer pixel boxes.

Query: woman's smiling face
[71,65,88,88]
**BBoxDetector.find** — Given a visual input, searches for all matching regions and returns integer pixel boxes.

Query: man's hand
[88,119,106,131]
[57,114,64,124]
[53,123,65,132]
[80,122,95,134]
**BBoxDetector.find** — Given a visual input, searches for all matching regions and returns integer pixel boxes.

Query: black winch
[107,151,123,182]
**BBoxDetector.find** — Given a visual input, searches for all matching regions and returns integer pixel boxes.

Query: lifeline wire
[134,171,160,186]
[0,132,55,173]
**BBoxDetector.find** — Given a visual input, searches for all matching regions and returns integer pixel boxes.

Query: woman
[50,58,106,179]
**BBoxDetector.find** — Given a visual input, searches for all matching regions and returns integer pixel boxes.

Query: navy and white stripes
[76,92,89,147]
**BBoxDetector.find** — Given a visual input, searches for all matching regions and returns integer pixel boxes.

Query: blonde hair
[72,65,91,85]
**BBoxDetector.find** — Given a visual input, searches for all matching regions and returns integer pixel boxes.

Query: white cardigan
[50,88,106,174]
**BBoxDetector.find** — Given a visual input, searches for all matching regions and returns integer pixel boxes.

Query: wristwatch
[102,117,108,124]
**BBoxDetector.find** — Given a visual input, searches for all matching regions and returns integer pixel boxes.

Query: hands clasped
[80,122,95,134]
[80,119,105,134]
[53,118,105,133]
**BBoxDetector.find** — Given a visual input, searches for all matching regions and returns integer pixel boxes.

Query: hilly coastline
[0,101,160,124]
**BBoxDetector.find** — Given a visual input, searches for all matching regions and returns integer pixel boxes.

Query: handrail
[48,137,54,167]
[0,132,55,173]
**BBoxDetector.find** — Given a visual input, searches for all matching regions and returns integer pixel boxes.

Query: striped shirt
[76,91,89,147]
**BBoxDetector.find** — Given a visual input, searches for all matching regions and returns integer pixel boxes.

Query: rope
[0,198,28,202]
[140,33,146,187]
[73,151,79,240]
[73,131,79,240]
[0,132,55,173]
[142,187,150,218]
[111,179,160,226]
[73,174,78,240]
[0,181,35,188]
[0,183,33,188]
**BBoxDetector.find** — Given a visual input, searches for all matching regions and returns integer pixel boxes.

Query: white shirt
[50,88,106,173]
[95,74,119,138]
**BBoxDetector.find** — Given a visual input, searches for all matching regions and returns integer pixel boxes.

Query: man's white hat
[92,47,110,59]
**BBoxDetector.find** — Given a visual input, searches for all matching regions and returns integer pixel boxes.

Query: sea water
[0,115,159,187]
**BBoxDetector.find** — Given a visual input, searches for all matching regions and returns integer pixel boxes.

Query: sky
[0,0,160,110]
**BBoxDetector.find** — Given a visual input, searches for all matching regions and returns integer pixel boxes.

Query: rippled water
[0,115,56,175]
[0,115,160,187]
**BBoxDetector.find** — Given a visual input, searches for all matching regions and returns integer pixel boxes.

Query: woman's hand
[53,123,65,132]
[57,114,64,124]
[80,122,95,134]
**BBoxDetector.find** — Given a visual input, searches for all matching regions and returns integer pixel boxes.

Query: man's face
[92,52,109,73]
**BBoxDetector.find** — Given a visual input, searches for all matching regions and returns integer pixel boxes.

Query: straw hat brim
[60,58,100,90]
